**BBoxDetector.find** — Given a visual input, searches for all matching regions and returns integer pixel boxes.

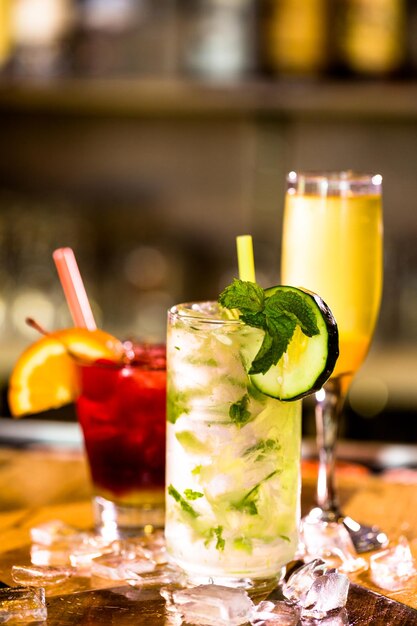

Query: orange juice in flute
[281,171,386,556]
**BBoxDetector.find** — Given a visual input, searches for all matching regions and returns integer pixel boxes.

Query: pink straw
[53,247,97,330]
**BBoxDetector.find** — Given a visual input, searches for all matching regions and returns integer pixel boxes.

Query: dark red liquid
[76,344,166,501]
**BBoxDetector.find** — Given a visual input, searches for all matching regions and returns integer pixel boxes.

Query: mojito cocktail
[166,301,301,588]
[165,281,338,589]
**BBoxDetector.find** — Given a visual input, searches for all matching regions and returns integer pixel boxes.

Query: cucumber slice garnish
[247,286,339,401]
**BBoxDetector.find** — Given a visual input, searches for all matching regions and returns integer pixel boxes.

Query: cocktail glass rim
[169,301,244,327]
[286,170,383,196]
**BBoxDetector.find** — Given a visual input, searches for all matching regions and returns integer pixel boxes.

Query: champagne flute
[281,171,386,557]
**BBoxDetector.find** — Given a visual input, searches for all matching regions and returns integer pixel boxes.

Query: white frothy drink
[165,301,301,588]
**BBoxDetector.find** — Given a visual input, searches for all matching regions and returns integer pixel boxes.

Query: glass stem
[315,378,345,522]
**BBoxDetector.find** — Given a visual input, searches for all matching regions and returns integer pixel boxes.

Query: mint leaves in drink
[231,469,280,516]
[167,485,200,518]
[219,280,339,401]
[229,393,251,426]
[204,526,225,551]
[219,279,319,374]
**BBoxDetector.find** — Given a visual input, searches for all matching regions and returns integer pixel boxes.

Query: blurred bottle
[179,0,256,82]
[9,0,76,78]
[333,0,406,78]
[11,0,74,78]
[406,0,417,76]
[0,0,12,71]
[73,0,178,77]
[260,0,328,77]
[73,0,139,76]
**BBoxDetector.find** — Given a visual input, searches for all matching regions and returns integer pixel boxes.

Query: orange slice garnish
[8,328,124,417]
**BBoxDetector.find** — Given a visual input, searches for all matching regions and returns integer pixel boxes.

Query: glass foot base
[298,510,368,574]
[93,495,165,540]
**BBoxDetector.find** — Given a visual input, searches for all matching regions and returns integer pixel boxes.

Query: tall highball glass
[281,171,384,558]
[165,301,302,592]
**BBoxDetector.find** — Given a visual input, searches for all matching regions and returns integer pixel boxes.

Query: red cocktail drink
[76,343,166,537]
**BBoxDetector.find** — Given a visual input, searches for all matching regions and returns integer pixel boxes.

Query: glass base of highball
[93,495,165,540]
[182,568,285,597]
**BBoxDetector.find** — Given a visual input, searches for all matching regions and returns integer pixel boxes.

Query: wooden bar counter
[0,443,417,624]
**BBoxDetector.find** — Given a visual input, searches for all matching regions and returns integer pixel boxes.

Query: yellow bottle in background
[282,190,383,382]
[337,0,406,76]
[0,0,12,68]
[263,0,328,76]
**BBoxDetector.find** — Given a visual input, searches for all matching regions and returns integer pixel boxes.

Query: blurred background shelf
[2,78,417,119]
[1,0,417,447]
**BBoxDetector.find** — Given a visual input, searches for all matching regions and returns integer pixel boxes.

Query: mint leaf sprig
[167,485,199,518]
[229,393,251,427]
[231,469,280,515]
[204,526,225,551]
[219,279,319,375]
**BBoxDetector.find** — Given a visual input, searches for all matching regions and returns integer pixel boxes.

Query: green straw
[236,235,256,283]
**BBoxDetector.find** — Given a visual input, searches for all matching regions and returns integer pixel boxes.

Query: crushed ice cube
[161,583,255,626]
[302,608,349,626]
[0,586,47,623]
[282,559,327,604]
[69,539,113,572]
[30,533,112,572]
[370,536,417,591]
[91,554,132,581]
[30,520,87,546]
[30,544,73,567]
[301,572,350,619]
[300,518,368,574]
[126,564,182,588]
[28,520,169,579]
[164,611,183,626]
[251,599,300,625]
[91,554,156,581]
[111,533,168,564]
[11,564,73,587]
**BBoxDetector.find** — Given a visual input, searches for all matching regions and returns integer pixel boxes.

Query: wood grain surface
[1,445,417,624]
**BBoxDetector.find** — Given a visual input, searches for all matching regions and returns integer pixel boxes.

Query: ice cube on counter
[302,572,350,619]
[370,536,417,591]
[30,520,87,546]
[161,583,255,626]
[30,534,112,572]
[111,532,168,564]
[300,517,368,574]
[302,608,349,625]
[11,564,73,587]
[30,544,73,567]
[0,586,47,623]
[126,564,182,588]
[251,599,300,625]
[282,559,327,604]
